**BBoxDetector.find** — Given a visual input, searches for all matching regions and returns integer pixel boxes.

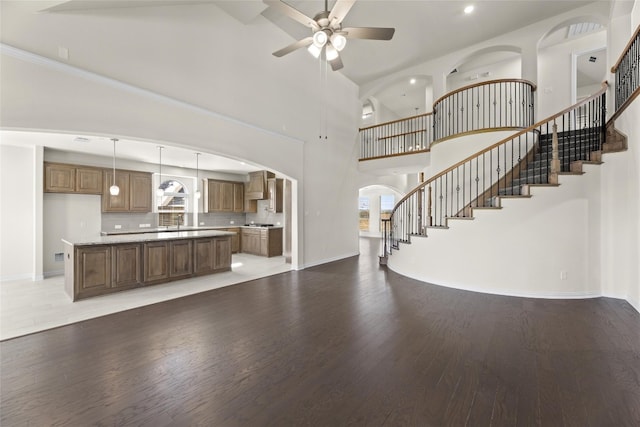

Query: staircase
[494,127,603,201]
[382,83,610,256]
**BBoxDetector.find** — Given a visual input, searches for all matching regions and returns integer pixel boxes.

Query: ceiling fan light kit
[266,0,395,71]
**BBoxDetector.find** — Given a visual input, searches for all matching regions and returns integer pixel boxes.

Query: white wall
[447,56,522,92]
[43,193,102,275]
[537,30,607,118]
[0,144,36,281]
[430,131,521,178]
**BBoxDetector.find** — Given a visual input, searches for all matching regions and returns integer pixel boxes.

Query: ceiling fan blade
[342,27,395,40]
[328,0,356,25]
[329,54,344,71]
[263,0,319,30]
[272,36,313,57]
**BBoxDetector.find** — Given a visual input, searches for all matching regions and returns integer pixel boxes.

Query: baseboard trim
[301,251,360,269]
[626,295,640,314]
[0,273,34,283]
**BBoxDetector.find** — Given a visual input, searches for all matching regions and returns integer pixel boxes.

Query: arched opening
[358,185,404,238]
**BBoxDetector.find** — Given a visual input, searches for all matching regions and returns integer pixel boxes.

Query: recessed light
[73,137,90,143]
[464,5,474,14]
[410,78,416,84]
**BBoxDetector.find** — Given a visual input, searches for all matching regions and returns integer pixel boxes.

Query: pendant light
[109,138,120,196]
[156,146,165,197]
[194,152,201,199]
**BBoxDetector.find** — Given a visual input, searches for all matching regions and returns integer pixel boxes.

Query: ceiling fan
[265,0,395,71]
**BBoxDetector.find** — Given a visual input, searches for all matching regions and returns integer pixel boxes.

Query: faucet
[177,214,183,230]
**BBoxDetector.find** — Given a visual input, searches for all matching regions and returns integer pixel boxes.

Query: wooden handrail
[611,24,640,73]
[359,148,430,162]
[392,82,607,211]
[432,78,537,108]
[377,129,427,140]
[359,112,432,132]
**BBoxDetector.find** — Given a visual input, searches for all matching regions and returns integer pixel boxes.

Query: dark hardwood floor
[1,237,639,426]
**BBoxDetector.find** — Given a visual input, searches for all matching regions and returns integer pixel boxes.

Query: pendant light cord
[111,138,117,186]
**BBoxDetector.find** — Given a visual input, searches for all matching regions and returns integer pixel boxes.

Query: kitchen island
[63,230,234,301]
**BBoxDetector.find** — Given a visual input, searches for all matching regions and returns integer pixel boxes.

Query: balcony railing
[433,79,536,142]
[359,113,433,160]
[611,24,640,114]
[384,83,606,254]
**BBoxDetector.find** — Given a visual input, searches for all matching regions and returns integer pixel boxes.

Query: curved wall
[388,166,604,298]
[429,130,520,177]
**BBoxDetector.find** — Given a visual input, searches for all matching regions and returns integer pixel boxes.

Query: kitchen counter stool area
[63,230,234,301]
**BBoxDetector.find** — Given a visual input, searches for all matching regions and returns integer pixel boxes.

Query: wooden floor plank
[1,238,639,426]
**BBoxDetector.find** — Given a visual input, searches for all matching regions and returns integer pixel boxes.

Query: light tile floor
[0,254,292,341]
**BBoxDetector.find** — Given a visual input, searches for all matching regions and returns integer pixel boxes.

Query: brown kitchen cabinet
[241,228,261,255]
[208,180,244,213]
[194,238,215,275]
[241,227,283,257]
[74,245,112,300]
[102,170,152,213]
[214,237,232,269]
[223,228,240,253]
[130,172,153,212]
[267,178,283,213]
[244,182,257,213]
[75,167,103,194]
[143,241,169,283]
[64,233,233,301]
[44,162,103,194]
[112,244,142,288]
[246,170,275,200]
[169,240,193,278]
[194,236,233,275]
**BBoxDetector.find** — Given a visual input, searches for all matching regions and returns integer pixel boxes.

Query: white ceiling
[1,130,261,174]
[1,0,609,171]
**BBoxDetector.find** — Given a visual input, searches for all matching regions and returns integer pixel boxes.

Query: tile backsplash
[102,213,159,231]
[245,200,284,225]
[101,209,281,231]
[197,212,246,227]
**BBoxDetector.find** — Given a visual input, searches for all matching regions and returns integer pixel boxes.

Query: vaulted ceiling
[1,0,610,170]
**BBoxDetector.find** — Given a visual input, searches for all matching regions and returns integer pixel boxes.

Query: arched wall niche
[446,45,523,93]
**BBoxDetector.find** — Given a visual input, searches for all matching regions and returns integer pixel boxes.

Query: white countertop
[101,225,282,236]
[63,229,236,246]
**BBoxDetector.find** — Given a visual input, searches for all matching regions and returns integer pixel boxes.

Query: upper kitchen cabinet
[75,167,103,194]
[267,178,283,213]
[244,182,257,213]
[44,162,103,194]
[129,172,153,212]
[102,170,152,213]
[207,180,244,213]
[246,170,275,200]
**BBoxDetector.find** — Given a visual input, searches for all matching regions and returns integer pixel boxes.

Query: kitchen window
[158,179,188,226]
